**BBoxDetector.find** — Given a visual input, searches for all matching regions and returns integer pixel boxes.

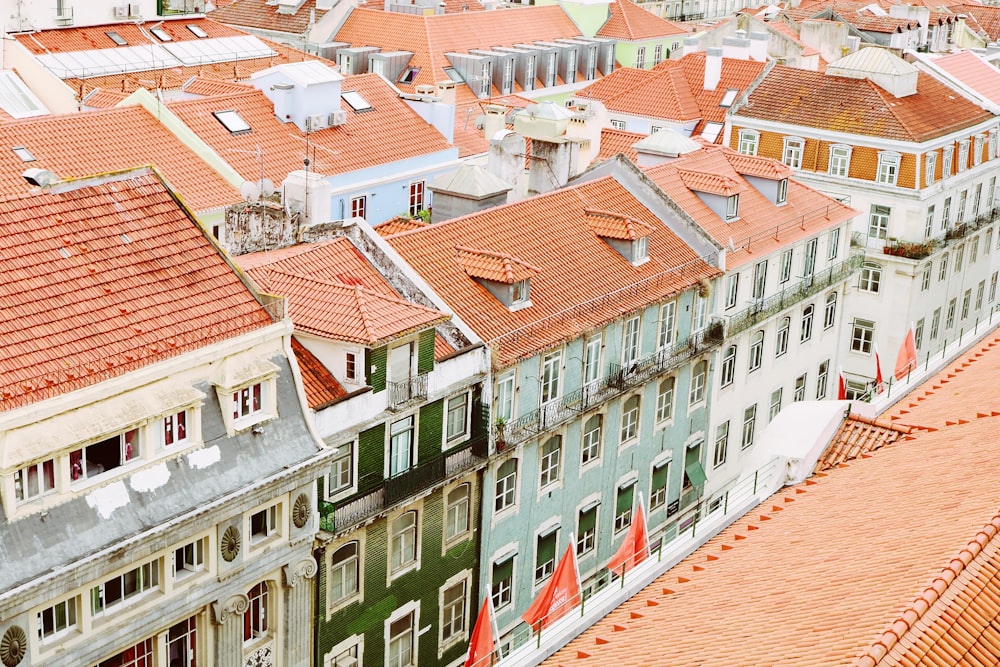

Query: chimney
[282,170,332,226]
[487,131,526,202]
[481,104,508,142]
[436,80,457,106]
[683,36,700,56]
[748,31,768,61]
[722,33,751,60]
[704,47,722,91]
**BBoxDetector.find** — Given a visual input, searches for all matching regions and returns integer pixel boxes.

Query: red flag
[894,324,917,380]
[522,542,581,631]
[607,494,649,577]
[837,367,846,400]
[874,345,884,394]
[465,597,496,667]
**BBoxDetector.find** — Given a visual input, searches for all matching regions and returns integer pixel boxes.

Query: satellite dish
[258,178,276,198]
[240,180,261,202]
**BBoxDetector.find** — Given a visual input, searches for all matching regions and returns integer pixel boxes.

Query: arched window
[775,317,790,356]
[245,582,269,643]
[824,292,837,329]
[689,361,707,404]
[495,460,517,512]
[329,542,359,605]
[748,331,764,371]
[620,396,640,443]
[859,262,882,293]
[720,346,736,387]
[800,305,814,342]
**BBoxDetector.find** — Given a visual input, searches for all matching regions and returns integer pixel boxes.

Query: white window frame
[36,596,78,643]
[538,436,562,489]
[738,129,759,156]
[495,371,515,422]
[868,205,890,239]
[584,335,602,385]
[328,538,363,612]
[389,415,416,478]
[540,350,562,406]
[824,292,837,329]
[725,274,739,310]
[748,331,763,372]
[829,144,851,177]
[925,151,937,185]
[249,502,281,546]
[800,304,814,342]
[172,535,208,582]
[782,136,804,169]
[445,482,471,544]
[713,421,729,468]
[775,317,790,356]
[327,441,355,500]
[445,391,471,444]
[859,262,881,293]
[720,345,736,387]
[689,361,707,405]
[741,404,756,449]
[14,458,55,504]
[581,414,603,466]
[389,509,420,578]
[779,249,793,283]
[851,318,875,354]
[325,635,364,667]
[768,387,782,421]
[385,602,420,667]
[656,377,675,422]
[439,571,471,649]
[494,458,518,514]
[876,152,901,185]
[619,396,640,444]
[658,302,676,349]
[622,316,641,366]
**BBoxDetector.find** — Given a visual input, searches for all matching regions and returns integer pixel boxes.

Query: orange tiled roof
[434,332,457,360]
[645,144,856,268]
[596,0,688,41]
[12,18,245,54]
[735,65,994,143]
[814,412,911,472]
[0,170,273,411]
[209,0,328,34]
[456,245,540,283]
[291,337,347,408]
[844,13,920,33]
[676,168,744,196]
[0,105,239,212]
[584,208,655,240]
[167,73,453,183]
[239,239,449,345]
[597,127,643,161]
[951,4,1000,40]
[80,88,129,109]
[375,216,431,237]
[726,152,792,179]
[182,76,254,97]
[385,176,720,365]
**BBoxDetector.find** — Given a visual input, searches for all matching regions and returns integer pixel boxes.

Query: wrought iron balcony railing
[387,373,428,410]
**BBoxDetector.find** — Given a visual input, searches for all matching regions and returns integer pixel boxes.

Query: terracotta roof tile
[584,207,655,241]
[735,65,993,143]
[597,127,643,161]
[291,337,347,408]
[385,176,720,365]
[167,73,453,183]
[0,105,239,211]
[435,332,457,360]
[814,413,911,472]
[456,245,541,283]
[209,0,329,34]
[726,152,793,179]
[596,0,688,41]
[951,4,1000,41]
[80,88,129,109]
[0,170,273,411]
[375,216,431,237]
[13,18,246,54]
[181,76,254,97]
[676,168,744,196]
[844,13,920,33]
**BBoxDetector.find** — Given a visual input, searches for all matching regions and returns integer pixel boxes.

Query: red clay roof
[644,144,857,268]
[80,88,129,109]
[814,412,911,472]
[585,208,655,241]
[844,13,920,33]
[182,76,254,97]
[596,0,688,41]
[735,65,994,143]
[0,170,273,411]
[545,330,1000,665]
[209,0,329,34]
[290,337,348,408]
[385,176,720,365]
[456,245,541,283]
[239,239,449,345]
[0,105,239,212]
[12,18,245,54]
[951,4,1000,40]
[167,73,453,183]
[375,216,431,237]
[597,128,643,161]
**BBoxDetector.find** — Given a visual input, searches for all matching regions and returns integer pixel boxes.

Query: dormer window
[456,246,539,312]
[512,279,530,305]
[633,236,649,264]
[776,178,788,205]
[726,194,739,220]
[584,209,654,266]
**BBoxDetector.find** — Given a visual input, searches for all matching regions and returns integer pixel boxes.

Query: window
[915,318,925,350]
[868,205,890,239]
[658,302,676,348]
[162,410,188,447]
[829,144,851,176]
[851,319,875,354]
[479,61,492,97]
[539,437,562,488]
[876,152,901,185]
[725,274,739,310]
[496,371,514,422]
[972,236,980,263]
[328,443,353,498]
[720,88,739,107]
[925,205,935,239]
[958,190,968,223]
[962,289,972,319]
[329,542,360,606]
[978,280,986,310]
[794,374,807,402]
[14,459,55,503]
[776,178,788,205]
[943,146,954,177]
[930,307,941,340]
[738,130,759,156]
[977,135,986,165]
[683,443,705,489]
[408,181,425,217]
[689,361,707,405]
[492,557,514,609]
[955,244,965,272]
[106,30,128,46]
[535,529,558,582]
[921,264,931,291]
[71,428,138,482]
[620,396,640,443]
[172,537,206,580]
[992,273,999,304]
[726,194,740,220]
[812,360,828,400]
[701,122,724,143]
[38,598,77,641]
[350,195,367,220]
[650,462,669,510]
[713,421,729,468]
[511,279,531,309]
[441,580,467,644]
[388,611,415,667]
[622,316,640,366]
[91,561,159,615]
[990,230,997,256]
[494,459,517,512]
[768,388,782,421]
[748,330,764,372]
[581,415,602,465]
[167,617,197,667]
[720,346,736,387]
[446,484,471,542]
[213,110,251,135]
[577,504,598,556]
[633,234,649,263]
[233,382,263,422]
[389,416,415,477]
[803,238,818,277]
[800,305,814,342]
[974,183,983,217]
[635,46,646,68]
[824,292,837,329]
[752,260,767,299]
[959,140,970,171]
[250,504,279,544]
[779,249,793,283]
[150,27,172,41]
[939,254,949,281]
[653,44,664,65]
[614,483,635,533]
[98,639,153,667]
[782,137,804,168]
[446,392,469,442]
[501,58,513,92]
[925,152,937,186]
[741,405,757,448]
[828,228,839,260]
[775,317,790,357]
[610,119,626,130]
[390,511,418,574]
[942,196,952,229]
[12,146,35,162]
[859,262,882,293]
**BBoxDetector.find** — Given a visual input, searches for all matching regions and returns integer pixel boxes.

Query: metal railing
[726,253,863,337]
[387,373,428,410]
[851,205,1000,260]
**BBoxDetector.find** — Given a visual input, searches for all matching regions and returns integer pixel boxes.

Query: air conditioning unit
[305,113,329,132]
[113,5,128,17]
[128,2,141,16]
[328,110,348,126]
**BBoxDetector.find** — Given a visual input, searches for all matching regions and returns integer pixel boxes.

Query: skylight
[12,146,35,162]
[105,31,128,46]
[398,67,420,84]
[443,68,464,83]
[701,122,724,143]
[213,110,251,134]
[342,91,372,112]
[719,88,739,107]
[0,71,49,118]
[150,27,173,42]
[186,24,209,38]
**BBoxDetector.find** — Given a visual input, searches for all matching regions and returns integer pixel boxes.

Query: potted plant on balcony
[494,417,508,452]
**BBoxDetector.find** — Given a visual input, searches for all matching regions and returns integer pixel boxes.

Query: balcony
[318,435,488,534]
[726,253,863,337]
[387,373,427,410]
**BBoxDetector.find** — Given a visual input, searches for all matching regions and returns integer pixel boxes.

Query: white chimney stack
[704,47,722,91]
[749,31,769,61]
[722,34,751,61]
[683,36,701,56]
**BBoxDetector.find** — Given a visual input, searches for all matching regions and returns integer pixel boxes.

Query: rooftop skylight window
[105,31,128,46]
[12,146,35,162]
[398,67,420,84]
[186,24,209,38]
[719,88,739,107]
[444,68,464,83]
[213,110,251,134]
[700,122,724,143]
[342,91,373,112]
[150,27,173,42]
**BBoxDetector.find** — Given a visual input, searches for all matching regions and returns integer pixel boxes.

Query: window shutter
[367,346,387,393]
[616,483,635,514]
[652,462,669,490]
[493,556,514,584]
[417,329,436,374]
[578,506,597,533]
[536,531,557,567]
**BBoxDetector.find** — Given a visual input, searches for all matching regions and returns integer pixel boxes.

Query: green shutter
[652,462,669,491]
[685,444,700,468]
[617,483,635,514]
[418,399,444,460]
[493,557,514,584]
[536,532,557,567]
[578,506,597,533]
[357,423,386,489]
[685,460,707,487]
[367,346,387,393]
[417,329,436,373]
